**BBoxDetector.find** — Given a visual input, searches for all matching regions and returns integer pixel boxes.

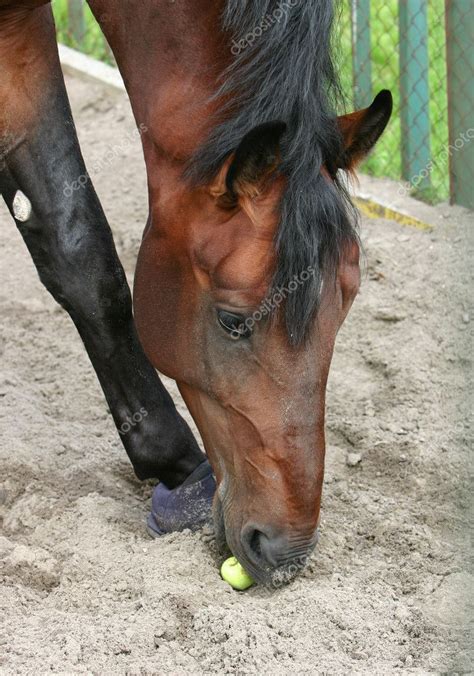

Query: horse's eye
[217,310,252,340]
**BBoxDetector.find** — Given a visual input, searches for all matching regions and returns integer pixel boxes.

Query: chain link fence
[336,0,473,207]
[55,0,473,209]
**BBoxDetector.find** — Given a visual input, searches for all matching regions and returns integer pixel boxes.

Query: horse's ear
[210,121,286,207]
[335,90,392,171]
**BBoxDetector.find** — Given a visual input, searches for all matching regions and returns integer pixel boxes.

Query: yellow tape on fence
[354,197,433,231]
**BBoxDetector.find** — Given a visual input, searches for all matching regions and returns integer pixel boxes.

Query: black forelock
[187,0,359,345]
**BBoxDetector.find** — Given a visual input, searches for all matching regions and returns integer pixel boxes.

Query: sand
[0,74,472,674]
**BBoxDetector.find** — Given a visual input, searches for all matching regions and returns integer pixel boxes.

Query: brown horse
[0,0,391,585]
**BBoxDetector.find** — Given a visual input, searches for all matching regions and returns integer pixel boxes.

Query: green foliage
[53,0,114,65]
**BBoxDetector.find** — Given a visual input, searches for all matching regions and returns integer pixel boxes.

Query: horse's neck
[89,0,229,162]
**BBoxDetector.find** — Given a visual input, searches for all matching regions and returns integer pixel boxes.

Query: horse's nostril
[242,526,283,569]
[240,524,318,578]
[248,528,263,560]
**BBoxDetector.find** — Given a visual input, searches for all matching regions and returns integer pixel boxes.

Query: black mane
[188,0,359,344]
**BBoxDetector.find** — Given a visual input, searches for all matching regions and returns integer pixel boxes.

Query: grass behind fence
[53,0,449,203]
[53,0,114,65]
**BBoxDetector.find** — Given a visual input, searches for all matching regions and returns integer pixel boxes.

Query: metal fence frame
[445,0,474,209]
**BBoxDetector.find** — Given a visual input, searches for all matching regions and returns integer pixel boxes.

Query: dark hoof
[147,459,216,537]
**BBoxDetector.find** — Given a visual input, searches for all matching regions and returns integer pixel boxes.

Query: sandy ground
[1,73,473,675]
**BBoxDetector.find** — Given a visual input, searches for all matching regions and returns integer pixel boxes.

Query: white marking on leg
[12,190,32,222]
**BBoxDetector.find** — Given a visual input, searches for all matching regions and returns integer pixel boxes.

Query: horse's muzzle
[213,495,318,587]
[240,524,318,586]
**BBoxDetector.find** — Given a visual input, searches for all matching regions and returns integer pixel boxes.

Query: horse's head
[134,91,392,584]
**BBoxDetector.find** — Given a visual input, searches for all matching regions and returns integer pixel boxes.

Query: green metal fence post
[351,0,372,109]
[399,0,431,189]
[445,0,474,209]
[68,0,85,47]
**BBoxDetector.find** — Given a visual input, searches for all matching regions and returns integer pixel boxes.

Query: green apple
[220,556,254,591]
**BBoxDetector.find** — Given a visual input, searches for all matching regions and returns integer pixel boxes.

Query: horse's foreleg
[0,4,206,486]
